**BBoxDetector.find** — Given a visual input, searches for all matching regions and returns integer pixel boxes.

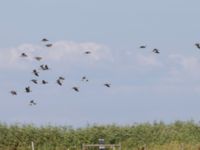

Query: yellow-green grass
[1,121,200,150]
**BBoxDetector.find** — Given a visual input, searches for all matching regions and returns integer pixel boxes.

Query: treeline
[1,121,200,150]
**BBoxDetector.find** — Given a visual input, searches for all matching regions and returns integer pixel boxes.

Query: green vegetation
[1,121,200,150]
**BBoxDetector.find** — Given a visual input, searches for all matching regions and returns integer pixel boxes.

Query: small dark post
[99,139,105,150]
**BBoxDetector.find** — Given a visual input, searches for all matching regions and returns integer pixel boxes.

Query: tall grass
[1,121,200,150]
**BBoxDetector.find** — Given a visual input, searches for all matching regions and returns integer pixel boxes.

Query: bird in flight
[31,79,38,84]
[59,76,65,80]
[29,100,37,106]
[82,76,86,81]
[140,45,146,48]
[34,56,42,61]
[40,65,46,70]
[40,64,49,70]
[41,38,48,42]
[44,65,49,70]
[84,51,91,54]
[42,80,48,84]
[81,76,88,82]
[72,86,79,92]
[21,53,28,57]
[33,69,39,77]
[104,83,111,88]
[46,44,53,47]
[195,43,200,49]
[56,79,63,86]
[10,90,17,95]
[25,86,31,93]
[152,49,160,54]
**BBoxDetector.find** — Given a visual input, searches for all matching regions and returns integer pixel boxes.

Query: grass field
[1,121,200,150]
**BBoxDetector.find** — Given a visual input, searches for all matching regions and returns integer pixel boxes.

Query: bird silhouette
[34,56,42,61]
[21,53,28,57]
[81,76,88,82]
[56,79,62,86]
[40,64,49,70]
[31,79,38,84]
[41,38,48,42]
[42,80,48,84]
[84,51,91,54]
[33,69,39,77]
[29,100,36,106]
[82,76,86,81]
[46,44,53,47]
[195,43,200,49]
[59,76,65,80]
[25,86,31,93]
[140,45,146,48]
[40,65,46,70]
[152,49,160,54]
[72,86,79,92]
[10,90,17,95]
[104,83,111,88]
[44,65,49,70]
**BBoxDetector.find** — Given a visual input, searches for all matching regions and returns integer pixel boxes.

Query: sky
[1,0,200,127]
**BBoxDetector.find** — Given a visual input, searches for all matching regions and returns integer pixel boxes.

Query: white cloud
[167,54,200,78]
[135,54,163,67]
[46,41,112,62]
[2,41,200,86]
[0,41,112,70]
[0,48,28,70]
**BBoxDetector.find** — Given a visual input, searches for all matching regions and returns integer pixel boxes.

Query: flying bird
[25,86,31,93]
[84,51,91,54]
[29,100,36,106]
[31,79,38,84]
[40,64,49,70]
[40,65,46,70]
[21,53,28,57]
[72,86,79,92]
[81,76,88,82]
[140,45,146,48]
[152,49,160,54]
[195,43,200,49]
[42,80,48,84]
[59,76,65,80]
[33,69,39,77]
[82,76,86,81]
[41,38,48,42]
[46,44,53,47]
[34,56,42,61]
[104,83,111,88]
[10,90,17,95]
[44,65,49,70]
[56,79,62,86]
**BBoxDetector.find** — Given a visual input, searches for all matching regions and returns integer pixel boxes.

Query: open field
[1,121,200,150]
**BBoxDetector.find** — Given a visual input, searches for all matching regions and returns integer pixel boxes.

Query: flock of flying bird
[10,38,111,106]
[10,39,200,106]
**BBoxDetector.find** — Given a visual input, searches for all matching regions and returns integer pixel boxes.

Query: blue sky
[1,0,200,127]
